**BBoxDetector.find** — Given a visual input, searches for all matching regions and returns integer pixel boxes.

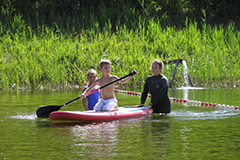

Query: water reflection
[144,114,171,158]
[174,87,208,102]
[179,125,192,154]
[49,116,150,158]
[70,121,118,158]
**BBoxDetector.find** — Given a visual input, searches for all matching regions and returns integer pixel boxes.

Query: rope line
[114,89,239,110]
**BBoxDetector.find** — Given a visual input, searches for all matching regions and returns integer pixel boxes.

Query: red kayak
[49,107,153,122]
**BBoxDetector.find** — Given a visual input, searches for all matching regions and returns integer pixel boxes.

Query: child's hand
[80,94,86,98]
[130,70,138,77]
[137,104,144,107]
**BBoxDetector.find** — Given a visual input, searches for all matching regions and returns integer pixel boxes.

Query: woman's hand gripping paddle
[36,70,137,118]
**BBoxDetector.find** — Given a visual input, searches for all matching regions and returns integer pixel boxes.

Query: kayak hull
[49,107,153,121]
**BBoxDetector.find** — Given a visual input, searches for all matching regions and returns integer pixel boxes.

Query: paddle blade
[36,105,61,118]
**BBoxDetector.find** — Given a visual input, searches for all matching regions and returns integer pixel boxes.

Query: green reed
[1,15,240,91]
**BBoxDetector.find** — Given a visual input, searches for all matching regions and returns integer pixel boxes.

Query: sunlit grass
[0,15,240,91]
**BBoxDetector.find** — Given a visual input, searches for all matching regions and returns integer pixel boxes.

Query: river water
[0,87,239,159]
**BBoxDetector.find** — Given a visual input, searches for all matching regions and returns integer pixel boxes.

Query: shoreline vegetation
[1,1,240,92]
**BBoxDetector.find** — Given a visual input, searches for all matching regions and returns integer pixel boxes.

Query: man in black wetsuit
[138,59,171,114]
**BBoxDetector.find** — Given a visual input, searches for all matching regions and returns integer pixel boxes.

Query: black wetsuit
[141,74,171,113]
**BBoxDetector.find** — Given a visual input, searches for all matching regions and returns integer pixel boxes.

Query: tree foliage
[1,0,240,31]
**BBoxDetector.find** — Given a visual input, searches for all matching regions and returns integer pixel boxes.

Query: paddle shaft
[60,89,99,107]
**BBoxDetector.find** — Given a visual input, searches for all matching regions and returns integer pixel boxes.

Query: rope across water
[114,89,239,110]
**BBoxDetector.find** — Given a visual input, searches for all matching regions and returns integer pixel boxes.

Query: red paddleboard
[49,107,153,122]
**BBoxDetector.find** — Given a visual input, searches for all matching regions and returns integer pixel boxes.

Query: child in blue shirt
[82,69,100,110]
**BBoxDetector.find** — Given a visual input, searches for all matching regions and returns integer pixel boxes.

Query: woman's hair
[152,59,164,69]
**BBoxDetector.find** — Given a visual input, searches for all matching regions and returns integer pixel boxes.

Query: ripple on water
[176,86,208,90]
[170,109,240,120]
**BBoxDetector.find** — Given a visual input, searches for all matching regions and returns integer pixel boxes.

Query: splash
[10,114,37,120]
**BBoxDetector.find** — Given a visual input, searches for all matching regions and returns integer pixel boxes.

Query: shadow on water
[143,114,171,158]
[150,114,171,136]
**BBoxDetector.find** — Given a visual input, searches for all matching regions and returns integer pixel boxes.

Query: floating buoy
[205,102,209,107]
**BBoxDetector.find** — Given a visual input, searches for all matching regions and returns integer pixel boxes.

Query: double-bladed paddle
[36,70,137,118]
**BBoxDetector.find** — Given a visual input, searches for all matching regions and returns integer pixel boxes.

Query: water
[0,88,240,159]
[182,60,190,86]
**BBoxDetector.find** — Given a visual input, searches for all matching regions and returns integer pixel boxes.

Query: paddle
[36,70,137,118]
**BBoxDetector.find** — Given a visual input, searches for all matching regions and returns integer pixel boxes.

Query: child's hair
[152,59,164,69]
[87,69,97,77]
[99,59,111,68]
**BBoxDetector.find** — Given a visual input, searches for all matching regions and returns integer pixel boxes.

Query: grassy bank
[0,17,240,91]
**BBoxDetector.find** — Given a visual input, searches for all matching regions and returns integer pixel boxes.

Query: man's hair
[152,59,164,69]
[99,59,111,68]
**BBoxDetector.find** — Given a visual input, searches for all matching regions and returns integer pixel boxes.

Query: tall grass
[0,15,240,92]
